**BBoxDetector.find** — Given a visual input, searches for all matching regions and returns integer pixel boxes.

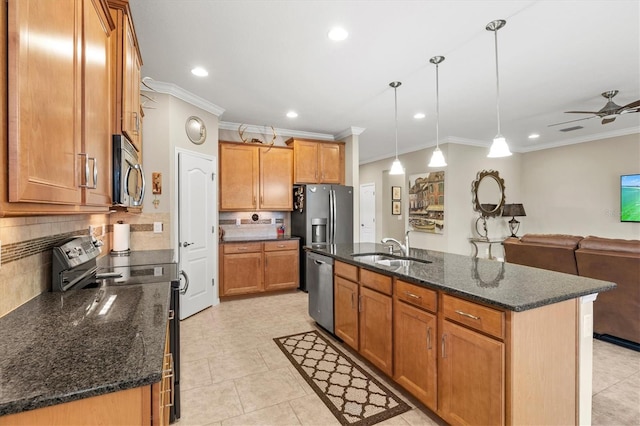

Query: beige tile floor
[179,291,640,426]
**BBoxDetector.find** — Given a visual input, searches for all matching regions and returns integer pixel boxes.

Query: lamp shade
[389,158,404,175]
[428,147,447,167]
[487,136,512,158]
[502,203,526,217]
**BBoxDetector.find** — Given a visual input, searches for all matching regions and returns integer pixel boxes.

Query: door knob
[182,242,194,247]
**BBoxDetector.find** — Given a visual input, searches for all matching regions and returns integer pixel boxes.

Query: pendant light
[428,56,447,167]
[389,81,405,175]
[486,19,512,158]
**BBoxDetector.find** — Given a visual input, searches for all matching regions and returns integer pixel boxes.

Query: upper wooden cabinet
[219,142,293,211]
[3,0,114,215]
[285,138,345,185]
[108,0,142,151]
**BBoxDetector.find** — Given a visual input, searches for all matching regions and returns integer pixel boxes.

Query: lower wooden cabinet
[359,286,393,376]
[220,240,299,297]
[334,275,359,349]
[393,299,437,410]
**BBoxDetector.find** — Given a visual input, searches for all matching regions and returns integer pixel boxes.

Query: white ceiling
[129,0,640,164]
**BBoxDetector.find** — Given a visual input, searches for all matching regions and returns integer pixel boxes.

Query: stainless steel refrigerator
[292,184,353,291]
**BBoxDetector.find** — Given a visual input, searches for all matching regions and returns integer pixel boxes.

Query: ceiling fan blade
[547,116,596,127]
[564,110,599,115]
[601,116,617,125]
[619,99,640,111]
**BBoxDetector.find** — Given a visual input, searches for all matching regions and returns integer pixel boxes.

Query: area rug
[274,330,411,426]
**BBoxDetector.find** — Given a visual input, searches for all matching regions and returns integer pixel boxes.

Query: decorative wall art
[392,201,401,215]
[392,186,402,200]
[408,171,445,234]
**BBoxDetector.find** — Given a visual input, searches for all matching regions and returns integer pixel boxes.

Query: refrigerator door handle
[330,189,336,244]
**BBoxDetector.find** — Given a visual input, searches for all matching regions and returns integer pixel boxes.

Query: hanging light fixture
[486,19,512,158]
[389,81,405,175]
[428,56,447,167]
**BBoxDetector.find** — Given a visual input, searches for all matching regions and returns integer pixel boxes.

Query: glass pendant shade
[487,135,512,158]
[388,81,404,175]
[389,158,405,175]
[428,147,447,167]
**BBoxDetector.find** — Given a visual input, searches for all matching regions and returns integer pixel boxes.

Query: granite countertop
[0,282,171,416]
[307,243,616,312]
[220,235,301,243]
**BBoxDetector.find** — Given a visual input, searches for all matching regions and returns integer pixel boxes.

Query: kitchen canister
[112,221,130,254]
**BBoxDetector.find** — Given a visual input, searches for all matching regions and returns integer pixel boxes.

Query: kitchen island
[307,242,616,426]
[0,282,171,424]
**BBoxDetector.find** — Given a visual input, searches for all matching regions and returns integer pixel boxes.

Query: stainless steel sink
[350,252,431,267]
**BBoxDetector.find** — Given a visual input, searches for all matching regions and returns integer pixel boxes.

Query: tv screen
[621,174,640,222]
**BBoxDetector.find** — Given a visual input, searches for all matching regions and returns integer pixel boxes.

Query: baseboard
[594,333,640,352]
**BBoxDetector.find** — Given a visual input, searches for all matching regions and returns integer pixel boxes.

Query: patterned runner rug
[274,330,411,426]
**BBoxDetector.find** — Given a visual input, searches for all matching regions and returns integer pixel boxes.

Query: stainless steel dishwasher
[306,251,335,333]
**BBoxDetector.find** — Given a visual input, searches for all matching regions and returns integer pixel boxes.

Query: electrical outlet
[236,218,241,226]
[154,266,163,276]
[101,224,106,236]
[89,225,95,236]
[153,222,163,233]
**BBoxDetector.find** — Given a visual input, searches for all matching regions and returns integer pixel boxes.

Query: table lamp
[502,203,526,237]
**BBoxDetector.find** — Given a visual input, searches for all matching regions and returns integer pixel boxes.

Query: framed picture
[392,186,401,200]
[392,200,401,215]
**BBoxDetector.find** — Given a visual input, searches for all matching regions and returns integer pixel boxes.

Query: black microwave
[112,135,145,207]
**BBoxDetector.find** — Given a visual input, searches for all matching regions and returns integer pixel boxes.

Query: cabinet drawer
[264,240,298,251]
[395,280,437,313]
[335,261,358,282]
[442,294,504,339]
[360,268,392,296]
[223,242,262,254]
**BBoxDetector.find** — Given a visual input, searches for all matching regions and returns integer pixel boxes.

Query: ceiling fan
[548,90,640,127]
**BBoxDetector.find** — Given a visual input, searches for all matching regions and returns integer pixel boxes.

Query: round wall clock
[185,116,207,145]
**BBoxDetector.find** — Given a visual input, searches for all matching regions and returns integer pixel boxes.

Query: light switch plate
[153,222,163,233]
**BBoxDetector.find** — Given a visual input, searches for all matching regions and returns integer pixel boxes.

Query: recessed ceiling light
[328,27,348,41]
[414,113,426,119]
[191,67,208,77]
[528,133,540,139]
[286,111,298,118]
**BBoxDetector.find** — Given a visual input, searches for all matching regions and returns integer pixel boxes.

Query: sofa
[504,234,640,346]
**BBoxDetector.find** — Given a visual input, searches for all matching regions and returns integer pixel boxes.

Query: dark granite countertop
[0,282,171,416]
[220,235,301,243]
[307,243,616,312]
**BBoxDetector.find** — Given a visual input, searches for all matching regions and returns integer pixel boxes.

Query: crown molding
[519,126,640,152]
[142,80,225,117]
[219,121,334,140]
[335,127,366,140]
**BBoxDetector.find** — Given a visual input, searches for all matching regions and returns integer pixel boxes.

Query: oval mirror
[471,170,506,217]
[185,116,206,145]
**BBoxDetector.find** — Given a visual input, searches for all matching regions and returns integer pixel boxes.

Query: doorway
[359,183,376,243]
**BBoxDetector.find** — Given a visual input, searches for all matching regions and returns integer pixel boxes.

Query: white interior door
[360,183,376,243]
[178,151,216,320]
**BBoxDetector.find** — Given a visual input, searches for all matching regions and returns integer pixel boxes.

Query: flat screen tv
[621,174,640,222]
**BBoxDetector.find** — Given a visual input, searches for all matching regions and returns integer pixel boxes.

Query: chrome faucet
[381,231,410,257]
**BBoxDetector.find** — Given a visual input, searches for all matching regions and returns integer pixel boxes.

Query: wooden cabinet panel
[395,280,437,313]
[264,249,299,291]
[334,275,359,350]
[285,138,345,184]
[223,242,261,254]
[438,319,505,426]
[360,268,392,296]
[318,143,342,184]
[259,146,293,210]
[221,251,263,296]
[263,240,298,251]
[121,12,140,149]
[335,260,358,282]
[219,143,258,210]
[442,293,505,339]
[359,286,393,376]
[290,140,318,183]
[393,299,437,410]
[8,0,82,205]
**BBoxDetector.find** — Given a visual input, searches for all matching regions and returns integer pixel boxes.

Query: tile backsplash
[219,211,289,240]
[0,211,171,318]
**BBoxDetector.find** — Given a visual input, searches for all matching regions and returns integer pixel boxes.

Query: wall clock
[185,116,206,145]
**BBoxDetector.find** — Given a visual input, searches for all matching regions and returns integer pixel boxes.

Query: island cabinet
[333,262,393,376]
[3,0,115,215]
[108,0,142,152]
[393,280,438,410]
[220,240,299,296]
[219,142,293,211]
[285,138,345,185]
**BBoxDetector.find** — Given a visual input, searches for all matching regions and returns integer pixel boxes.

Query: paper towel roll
[112,223,130,252]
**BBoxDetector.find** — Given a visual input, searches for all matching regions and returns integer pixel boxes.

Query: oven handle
[179,270,190,295]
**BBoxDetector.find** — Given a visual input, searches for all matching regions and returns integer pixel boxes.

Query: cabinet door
[219,143,258,210]
[292,140,319,184]
[359,286,393,376]
[8,0,82,204]
[318,142,342,184]
[264,249,299,291]
[438,320,505,426]
[83,0,112,206]
[221,252,263,296]
[334,276,358,350]
[393,300,437,410]
[259,147,293,210]
[121,12,140,149]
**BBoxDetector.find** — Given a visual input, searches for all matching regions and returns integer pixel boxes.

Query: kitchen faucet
[381,231,410,257]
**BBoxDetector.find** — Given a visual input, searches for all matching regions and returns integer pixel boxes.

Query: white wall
[359,133,640,257]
